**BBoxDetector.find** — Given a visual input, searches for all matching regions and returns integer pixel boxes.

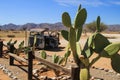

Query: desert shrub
[86,21,108,32]
[7,35,15,38]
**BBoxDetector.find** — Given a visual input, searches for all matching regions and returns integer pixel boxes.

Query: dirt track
[0,33,120,80]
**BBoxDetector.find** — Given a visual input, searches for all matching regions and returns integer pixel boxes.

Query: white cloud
[54,0,106,7]
[110,1,120,5]
[54,0,120,7]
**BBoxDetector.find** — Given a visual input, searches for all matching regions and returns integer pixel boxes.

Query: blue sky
[0,0,120,25]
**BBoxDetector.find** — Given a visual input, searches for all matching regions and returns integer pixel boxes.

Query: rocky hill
[0,22,120,32]
[0,22,66,31]
[107,25,120,32]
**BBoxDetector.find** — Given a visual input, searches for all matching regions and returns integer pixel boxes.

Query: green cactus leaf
[76,29,82,42]
[53,54,59,63]
[61,30,69,41]
[78,4,81,11]
[96,16,100,32]
[76,42,82,57]
[69,28,81,65]
[74,8,87,29]
[69,28,76,52]
[92,33,110,53]
[111,54,120,73]
[19,41,24,48]
[62,12,72,28]
[101,42,120,57]
[64,51,71,58]
[13,40,17,44]
[80,68,89,80]
[58,57,65,65]
[7,39,12,45]
[63,51,71,65]
[88,34,94,47]
[85,48,93,58]
[66,43,70,51]
[41,50,47,59]
[82,39,94,58]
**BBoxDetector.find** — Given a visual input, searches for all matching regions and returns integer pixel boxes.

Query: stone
[62,76,67,80]
[108,70,114,73]
[117,73,120,76]
[8,72,13,77]
[12,76,18,80]
[36,62,43,65]
[66,76,71,79]
[3,69,9,74]
[91,66,95,69]
[57,76,63,79]
[0,66,3,69]
[40,76,47,80]
[51,77,57,80]
[104,69,109,72]
[33,69,39,74]
[98,67,104,70]
[34,73,39,77]
[2,67,6,71]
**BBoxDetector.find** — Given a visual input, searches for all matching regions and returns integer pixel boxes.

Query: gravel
[0,57,120,80]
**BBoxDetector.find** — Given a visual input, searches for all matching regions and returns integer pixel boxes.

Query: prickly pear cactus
[61,4,120,80]
[61,5,87,66]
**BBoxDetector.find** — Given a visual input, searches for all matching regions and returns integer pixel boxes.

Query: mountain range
[0,22,120,32]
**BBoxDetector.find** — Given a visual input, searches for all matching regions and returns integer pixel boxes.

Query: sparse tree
[86,21,108,32]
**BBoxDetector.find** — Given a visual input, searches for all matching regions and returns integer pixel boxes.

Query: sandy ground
[0,33,120,80]
[0,70,11,80]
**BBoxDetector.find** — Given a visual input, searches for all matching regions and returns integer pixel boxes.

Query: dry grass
[0,31,29,38]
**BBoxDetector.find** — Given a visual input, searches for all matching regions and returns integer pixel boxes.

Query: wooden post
[28,51,33,80]
[71,65,80,80]
[9,45,15,65]
[0,40,3,57]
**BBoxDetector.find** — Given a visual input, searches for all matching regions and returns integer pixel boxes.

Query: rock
[12,76,18,80]
[62,76,67,80]
[108,70,114,73]
[39,76,47,80]
[33,69,39,74]
[117,73,120,76]
[36,62,43,65]
[40,66,48,73]
[66,76,71,79]
[0,65,3,69]
[98,68,104,70]
[2,67,6,72]
[91,66,95,69]
[7,72,13,77]
[3,69,9,74]
[90,76,95,80]
[104,69,109,72]
[34,73,39,77]
[51,77,57,80]
[57,76,63,79]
